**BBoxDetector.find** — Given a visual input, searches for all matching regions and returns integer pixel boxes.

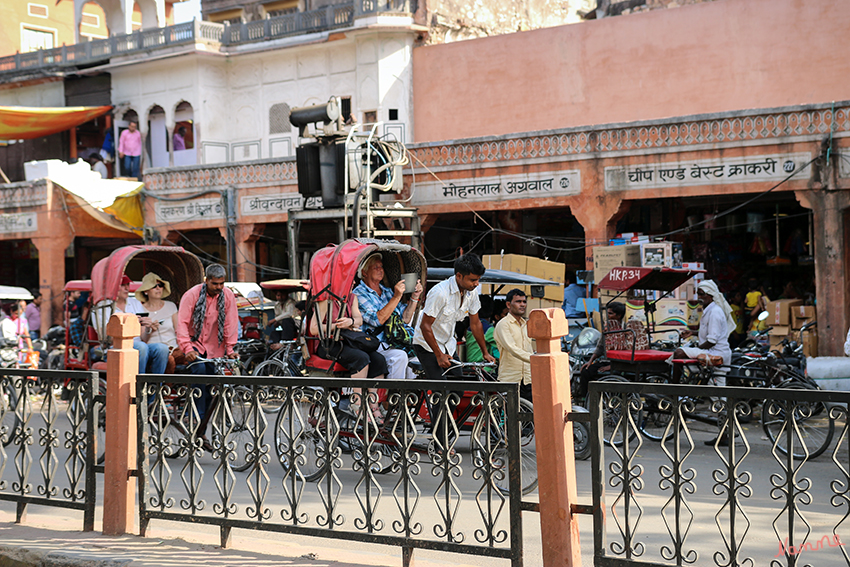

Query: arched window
[269,103,291,134]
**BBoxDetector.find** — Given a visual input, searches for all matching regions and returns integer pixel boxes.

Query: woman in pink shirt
[117,120,142,179]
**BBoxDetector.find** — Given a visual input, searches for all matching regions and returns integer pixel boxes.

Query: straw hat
[136,272,171,299]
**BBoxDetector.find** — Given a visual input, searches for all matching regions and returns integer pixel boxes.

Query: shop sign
[605,153,812,192]
[154,198,223,223]
[0,212,37,234]
[412,170,581,206]
[240,194,323,216]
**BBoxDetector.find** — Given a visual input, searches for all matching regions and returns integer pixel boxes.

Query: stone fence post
[103,313,139,536]
[527,308,581,566]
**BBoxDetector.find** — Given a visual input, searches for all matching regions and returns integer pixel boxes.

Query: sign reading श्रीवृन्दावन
[604,153,813,192]
[411,170,581,206]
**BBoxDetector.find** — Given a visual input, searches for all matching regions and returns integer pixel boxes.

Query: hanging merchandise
[767,204,790,266]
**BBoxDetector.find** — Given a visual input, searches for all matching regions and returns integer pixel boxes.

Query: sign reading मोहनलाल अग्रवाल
[411,170,581,206]
[604,153,813,192]
[0,212,37,234]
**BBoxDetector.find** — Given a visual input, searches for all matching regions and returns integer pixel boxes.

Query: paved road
[1,395,848,566]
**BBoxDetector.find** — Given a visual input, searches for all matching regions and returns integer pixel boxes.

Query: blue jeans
[29,331,39,340]
[123,155,141,179]
[133,337,169,375]
[189,360,215,423]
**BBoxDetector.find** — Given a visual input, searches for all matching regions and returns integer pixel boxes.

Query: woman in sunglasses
[137,272,181,373]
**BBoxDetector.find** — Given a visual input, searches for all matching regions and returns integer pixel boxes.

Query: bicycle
[252,339,305,413]
[150,356,253,472]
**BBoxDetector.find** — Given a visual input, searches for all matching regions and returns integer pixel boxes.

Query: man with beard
[176,264,239,423]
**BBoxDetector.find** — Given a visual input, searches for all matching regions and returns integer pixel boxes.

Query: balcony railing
[0,0,415,78]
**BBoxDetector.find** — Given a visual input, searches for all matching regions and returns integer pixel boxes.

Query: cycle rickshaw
[275,239,539,494]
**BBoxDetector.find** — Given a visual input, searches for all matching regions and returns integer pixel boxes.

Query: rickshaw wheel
[275,395,330,482]
[0,381,19,448]
[596,375,641,448]
[470,396,537,495]
[638,375,683,442]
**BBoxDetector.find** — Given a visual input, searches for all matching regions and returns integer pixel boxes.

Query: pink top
[118,128,142,157]
[176,284,238,357]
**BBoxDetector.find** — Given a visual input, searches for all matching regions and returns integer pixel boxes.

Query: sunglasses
[154,282,165,289]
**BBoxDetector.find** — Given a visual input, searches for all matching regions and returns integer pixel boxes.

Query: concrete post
[103,313,140,536]
[527,308,581,566]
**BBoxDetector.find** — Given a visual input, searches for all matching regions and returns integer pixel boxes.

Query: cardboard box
[687,302,703,327]
[652,325,685,343]
[765,299,804,326]
[791,305,816,329]
[674,281,697,301]
[768,325,791,337]
[593,245,641,282]
[654,299,689,327]
[801,328,819,357]
[526,298,562,311]
[640,241,684,269]
[483,254,527,274]
[769,334,786,348]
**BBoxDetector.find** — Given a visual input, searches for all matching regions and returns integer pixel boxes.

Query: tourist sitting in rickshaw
[136,272,183,373]
[113,274,170,375]
[353,252,422,380]
[577,301,649,399]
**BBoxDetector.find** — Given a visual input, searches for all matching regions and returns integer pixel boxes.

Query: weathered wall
[412,0,850,142]
[424,0,593,44]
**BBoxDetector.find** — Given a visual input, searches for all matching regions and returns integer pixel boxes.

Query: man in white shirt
[493,288,534,400]
[413,253,495,379]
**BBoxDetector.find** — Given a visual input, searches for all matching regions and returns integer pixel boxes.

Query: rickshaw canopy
[259,279,310,293]
[90,245,204,304]
[309,239,425,303]
[426,267,560,285]
[64,280,141,293]
[597,266,706,292]
[0,286,33,300]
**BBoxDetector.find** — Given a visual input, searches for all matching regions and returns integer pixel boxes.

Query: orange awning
[0,105,112,140]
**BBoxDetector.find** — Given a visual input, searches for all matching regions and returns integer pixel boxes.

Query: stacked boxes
[592,245,641,282]
[640,242,683,269]
[481,254,565,302]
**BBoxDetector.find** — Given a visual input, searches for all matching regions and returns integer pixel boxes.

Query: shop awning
[0,105,112,140]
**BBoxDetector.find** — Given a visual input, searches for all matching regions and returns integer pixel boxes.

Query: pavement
[0,507,490,567]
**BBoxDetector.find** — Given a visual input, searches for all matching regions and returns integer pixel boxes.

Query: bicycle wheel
[1,380,19,447]
[470,396,537,495]
[275,395,327,482]
[638,375,680,442]
[762,381,834,460]
[218,386,254,473]
[596,375,641,448]
[253,359,300,414]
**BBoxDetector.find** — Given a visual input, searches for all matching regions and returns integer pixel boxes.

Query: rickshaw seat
[607,349,671,363]
[91,361,107,372]
[671,358,700,365]
[305,354,346,373]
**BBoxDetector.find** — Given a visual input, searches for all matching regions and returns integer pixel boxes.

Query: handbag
[338,329,380,353]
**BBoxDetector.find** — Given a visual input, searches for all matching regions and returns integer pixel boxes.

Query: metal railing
[0,0,415,78]
[136,373,525,565]
[585,381,850,566]
[0,368,99,531]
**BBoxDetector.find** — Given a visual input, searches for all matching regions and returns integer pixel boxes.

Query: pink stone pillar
[527,308,581,567]
[103,313,140,536]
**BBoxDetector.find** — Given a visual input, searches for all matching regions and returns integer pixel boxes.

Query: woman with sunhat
[137,272,182,372]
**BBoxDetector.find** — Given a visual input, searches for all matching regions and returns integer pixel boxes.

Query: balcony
[0,0,416,80]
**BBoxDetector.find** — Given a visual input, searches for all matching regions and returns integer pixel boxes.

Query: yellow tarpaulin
[105,186,145,236]
[0,105,112,140]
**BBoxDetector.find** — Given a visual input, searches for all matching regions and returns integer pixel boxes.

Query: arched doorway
[147,105,168,169]
[173,101,196,166]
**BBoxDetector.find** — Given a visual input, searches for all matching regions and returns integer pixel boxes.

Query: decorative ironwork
[137,374,525,565]
[0,369,98,531]
[588,381,850,567]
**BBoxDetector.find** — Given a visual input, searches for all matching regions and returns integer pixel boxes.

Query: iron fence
[0,368,99,531]
[136,374,527,566]
[587,381,850,567]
